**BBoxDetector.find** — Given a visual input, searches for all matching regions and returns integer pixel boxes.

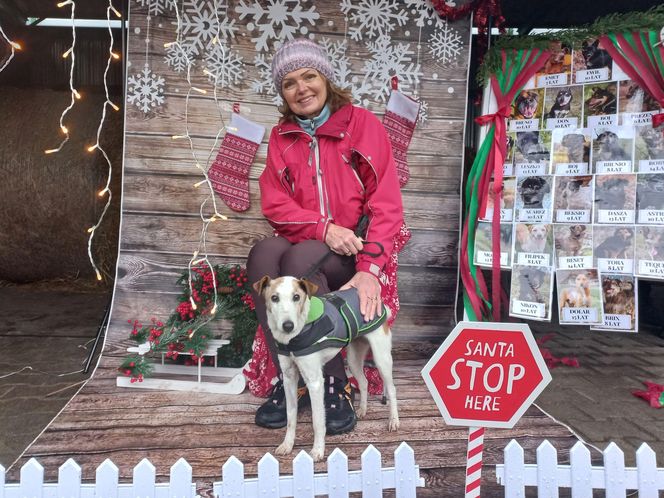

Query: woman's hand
[325,223,363,256]
[340,271,381,321]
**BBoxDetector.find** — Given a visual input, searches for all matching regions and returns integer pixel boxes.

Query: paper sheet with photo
[591,274,638,332]
[551,128,591,175]
[554,224,593,270]
[618,80,662,127]
[593,225,635,274]
[556,269,603,325]
[635,124,664,173]
[572,38,613,84]
[635,225,664,279]
[536,41,572,88]
[480,178,515,222]
[584,82,618,128]
[512,223,554,267]
[636,173,664,224]
[509,265,554,321]
[553,175,593,223]
[509,89,544,132]
[591,126,634,174]
[512,131,552,176]
[543,85,583,130]
[594,173,637,224]
[473,222,513,269]
[515,175,554,222]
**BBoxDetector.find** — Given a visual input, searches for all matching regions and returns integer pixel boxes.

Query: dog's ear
[253,275,271,295]
[298,278,319,297]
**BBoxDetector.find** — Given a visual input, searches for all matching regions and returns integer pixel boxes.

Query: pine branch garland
[119,263,258,381]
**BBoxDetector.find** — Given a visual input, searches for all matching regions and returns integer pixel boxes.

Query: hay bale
[0,87,122,284]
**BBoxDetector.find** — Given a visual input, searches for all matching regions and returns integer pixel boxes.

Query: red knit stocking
[209,113,265,212]
[382,89,420,188]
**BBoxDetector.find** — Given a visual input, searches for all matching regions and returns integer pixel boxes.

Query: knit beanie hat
[271,38,335,95]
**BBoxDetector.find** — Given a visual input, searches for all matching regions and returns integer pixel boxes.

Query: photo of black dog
[637,126,664,161]
[595,227,634,259]
[585,85,617,116]
[593,131,630,162]
[518,267,548,303]
[637,174,664,210]
[581,39,612,70]
[518,176,551,209]
[595,175,635,211]
[515,131,550,163]
[546,88,573,119]
[601,275,635,317]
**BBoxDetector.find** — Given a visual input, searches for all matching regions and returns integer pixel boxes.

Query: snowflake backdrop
[132,0,466,116]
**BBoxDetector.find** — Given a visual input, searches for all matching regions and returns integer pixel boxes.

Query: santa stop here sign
[421,321,552,429]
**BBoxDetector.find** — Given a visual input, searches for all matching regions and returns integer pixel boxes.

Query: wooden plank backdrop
[12,1,580,494]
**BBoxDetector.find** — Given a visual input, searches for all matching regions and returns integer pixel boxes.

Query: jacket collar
[278,104,353,139]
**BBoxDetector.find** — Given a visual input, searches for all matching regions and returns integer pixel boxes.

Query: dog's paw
[388,418,400,432]
[356,405,367,419]
[310,447,325,462]
[275,442,293,456]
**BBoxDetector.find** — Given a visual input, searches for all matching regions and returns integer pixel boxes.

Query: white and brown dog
[253,275,399,462]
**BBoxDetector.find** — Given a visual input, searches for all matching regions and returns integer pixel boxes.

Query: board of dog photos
[490,38,664,330]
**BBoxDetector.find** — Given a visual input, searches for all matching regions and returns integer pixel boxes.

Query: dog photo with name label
[594,174,637,219]
[510,89,544,121]
[554,175,593,213]
[510,265,553,321]
[538,41,572,77]
[635,124,664,164]
[551,128,591,167]
[572,38,613,83]
[584,82,618,125]
[554,223,593,259]
[544,85,583,121]
[473,221,513,268]
[597,274,637,328]
[637,173,664,211]
[636,226,664,262]
[593,225,634,263]
[513,131,552,166]
[619,80,661,115]
[591,127,634,172]
[557,269,602,324]
[515,175,553,218]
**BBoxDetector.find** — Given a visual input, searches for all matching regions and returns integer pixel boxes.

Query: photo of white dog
[253,276,398,462]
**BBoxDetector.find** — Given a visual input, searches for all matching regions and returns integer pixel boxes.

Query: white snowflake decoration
[179,0,238,57]
[135,0,173,17]
[204,43,245,87]
[417,99,428,124]
[404,0,448,29]
[251,53,282,105]
[127,63,165,114]
[361,35,422,103]
[340,0,408,41]
[429,21,463,65]
[164,43,195,73]
[235,0,320,52]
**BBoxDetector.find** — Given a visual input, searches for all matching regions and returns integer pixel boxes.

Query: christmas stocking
[383,89,420,188]
[209,112,265,212]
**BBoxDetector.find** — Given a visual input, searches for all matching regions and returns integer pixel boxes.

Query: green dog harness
[276,288,387,357]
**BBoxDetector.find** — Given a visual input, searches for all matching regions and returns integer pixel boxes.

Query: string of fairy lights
[168,0,233,335]
[0,21,21,73]
[41,0,121,281]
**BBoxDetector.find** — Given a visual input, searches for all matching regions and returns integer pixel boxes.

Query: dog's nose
[282,320,294,333]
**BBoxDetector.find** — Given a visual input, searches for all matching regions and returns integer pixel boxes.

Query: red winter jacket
[259,103,404,276]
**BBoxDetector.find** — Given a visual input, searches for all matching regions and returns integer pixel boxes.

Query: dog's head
[555,88,572,106]
[603,278,621,298]
[574,273,589,289]
[586,86,615,111]
[569,224,586,238]
[596,131,618,148]
[253,276,319,341]
[523,269,545,290]
[520,176,549,206]
[529,224,548,241]
[561,133,586,149]
[615,227,634,242]
[516,90,539,119]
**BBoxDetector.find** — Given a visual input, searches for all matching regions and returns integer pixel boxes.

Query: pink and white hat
[271,38,335,95]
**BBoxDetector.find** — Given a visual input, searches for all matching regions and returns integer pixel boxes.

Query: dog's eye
[293,294,301,302]
[271,294,279,303]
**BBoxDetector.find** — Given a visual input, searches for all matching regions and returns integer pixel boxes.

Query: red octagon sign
[421,321,552,429]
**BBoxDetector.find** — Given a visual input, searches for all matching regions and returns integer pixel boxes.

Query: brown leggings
[246,237,355,380]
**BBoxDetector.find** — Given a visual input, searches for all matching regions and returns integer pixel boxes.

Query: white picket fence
[496,439,664,497]
[0,442,424,497]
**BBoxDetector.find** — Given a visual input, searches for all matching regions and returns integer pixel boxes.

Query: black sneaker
[255,380,309,429]
[324,376,357,435]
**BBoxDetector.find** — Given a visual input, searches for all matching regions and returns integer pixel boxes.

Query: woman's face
[281,68,328,119]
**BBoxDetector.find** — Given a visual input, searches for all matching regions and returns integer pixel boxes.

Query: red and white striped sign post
[421,321,551,497]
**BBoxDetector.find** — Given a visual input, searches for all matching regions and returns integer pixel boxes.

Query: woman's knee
[280,240,329,276]
[247,236,292,277]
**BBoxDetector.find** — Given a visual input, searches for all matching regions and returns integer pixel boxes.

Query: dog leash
[301,214,384,281]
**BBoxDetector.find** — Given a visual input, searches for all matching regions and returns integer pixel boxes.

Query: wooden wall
[112,0,471,352]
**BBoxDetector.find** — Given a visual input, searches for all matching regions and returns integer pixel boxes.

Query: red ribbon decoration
[653,110,664,128]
